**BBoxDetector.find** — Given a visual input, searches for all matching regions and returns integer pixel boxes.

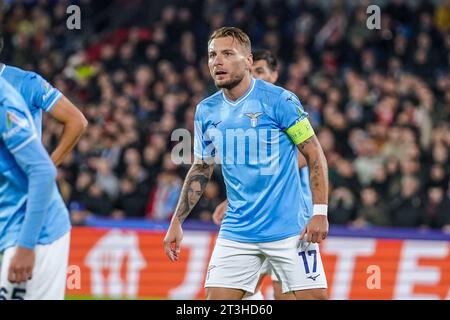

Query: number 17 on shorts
[294,240,327,290]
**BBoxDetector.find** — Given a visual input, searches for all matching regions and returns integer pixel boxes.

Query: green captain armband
[285,118,315,145]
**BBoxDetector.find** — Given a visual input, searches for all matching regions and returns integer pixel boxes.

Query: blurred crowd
[1,0,449,230]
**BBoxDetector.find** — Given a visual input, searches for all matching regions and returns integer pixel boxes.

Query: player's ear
[246,53,253,71]
[271,70,279,83]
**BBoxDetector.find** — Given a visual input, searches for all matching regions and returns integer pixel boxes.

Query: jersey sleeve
[193,104,215,160]
[0,104,38,154]
[0,98,56,249]
[26,72,62,112]
[275,90,315,145]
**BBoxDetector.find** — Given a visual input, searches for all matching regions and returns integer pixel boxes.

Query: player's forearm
[298,136,329,204]
[172,161,214,225]
[51,117,87,166]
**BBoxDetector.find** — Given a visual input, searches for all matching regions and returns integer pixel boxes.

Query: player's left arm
[278,91,329,243]
[297,134,329,243]
[28,72,88,166]
[0,102,56,283]
[48,95,88,166]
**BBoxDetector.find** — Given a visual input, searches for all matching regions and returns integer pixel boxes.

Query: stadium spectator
[1,0,448,229]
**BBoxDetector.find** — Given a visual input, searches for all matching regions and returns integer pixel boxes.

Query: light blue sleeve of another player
[193,104,215,160]
[0,101,57,249]
[25,72,62,112]
[274,90,309,131]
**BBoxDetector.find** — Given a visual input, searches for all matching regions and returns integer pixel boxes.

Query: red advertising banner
[66,227,450,300]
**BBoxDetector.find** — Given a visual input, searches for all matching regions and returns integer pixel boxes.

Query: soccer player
[212,49,312,300]
[0,34,88,166]
[164,27,329,300]
[0,77,71,299]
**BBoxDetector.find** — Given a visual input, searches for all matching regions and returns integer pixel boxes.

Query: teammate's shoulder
[22,69,43,83]
[0,77,19,100]
[0,80,27,114]
[3,65,43,82]
[3,65,27,77]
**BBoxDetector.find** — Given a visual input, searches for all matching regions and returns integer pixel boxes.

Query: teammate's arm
[0,103,57,283]
[163,158,214,261]
[28,72,87,166]
[8,136,57,283]
[48,95,88,166]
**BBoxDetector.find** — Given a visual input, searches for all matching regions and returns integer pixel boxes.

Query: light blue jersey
[195,78,314,242]
[298,166,313,228]
[0,64,62,138]
[0,77,70,252]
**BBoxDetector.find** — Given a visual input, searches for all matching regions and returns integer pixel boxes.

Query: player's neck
[222,74,253,102]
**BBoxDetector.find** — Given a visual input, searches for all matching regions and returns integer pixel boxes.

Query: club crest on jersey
[244,112,263,128]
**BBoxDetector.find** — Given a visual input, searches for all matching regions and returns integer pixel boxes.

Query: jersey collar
[222,77,256,106]
[0,64,6,76]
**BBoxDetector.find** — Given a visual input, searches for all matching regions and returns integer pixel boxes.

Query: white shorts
[260,259,271,275]
[260,260,283,282]
[0,232,70,300]
[205,236,327,294]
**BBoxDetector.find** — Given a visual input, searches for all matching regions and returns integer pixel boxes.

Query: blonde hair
[208,27,251,52]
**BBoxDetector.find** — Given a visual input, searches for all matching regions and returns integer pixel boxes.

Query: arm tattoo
[298,138,312,152]
[298,137,329,204]
[173,162,214,224]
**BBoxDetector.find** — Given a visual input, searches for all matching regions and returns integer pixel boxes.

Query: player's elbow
[77,112,88,133]
[70,112,88,137]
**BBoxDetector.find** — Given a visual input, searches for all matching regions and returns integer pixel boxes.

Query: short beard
[215,74,244,90]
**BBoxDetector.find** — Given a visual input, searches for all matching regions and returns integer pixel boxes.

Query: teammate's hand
[163,220,183,262]
[300,215,329,244]
[212,200,228,225]
[8,246,35,283]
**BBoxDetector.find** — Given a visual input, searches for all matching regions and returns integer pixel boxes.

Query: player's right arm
[212,199,228,225]
[0,98,57,283]
[163,103,215,261]
[163,158,214,261]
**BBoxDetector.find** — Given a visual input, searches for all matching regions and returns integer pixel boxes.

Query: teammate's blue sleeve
[275,90,315,145]
[26,72,62,112]
[193,104,215,160]
[0,105,57,249]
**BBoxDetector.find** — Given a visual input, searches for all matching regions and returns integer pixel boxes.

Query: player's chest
[204,101,277,133]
